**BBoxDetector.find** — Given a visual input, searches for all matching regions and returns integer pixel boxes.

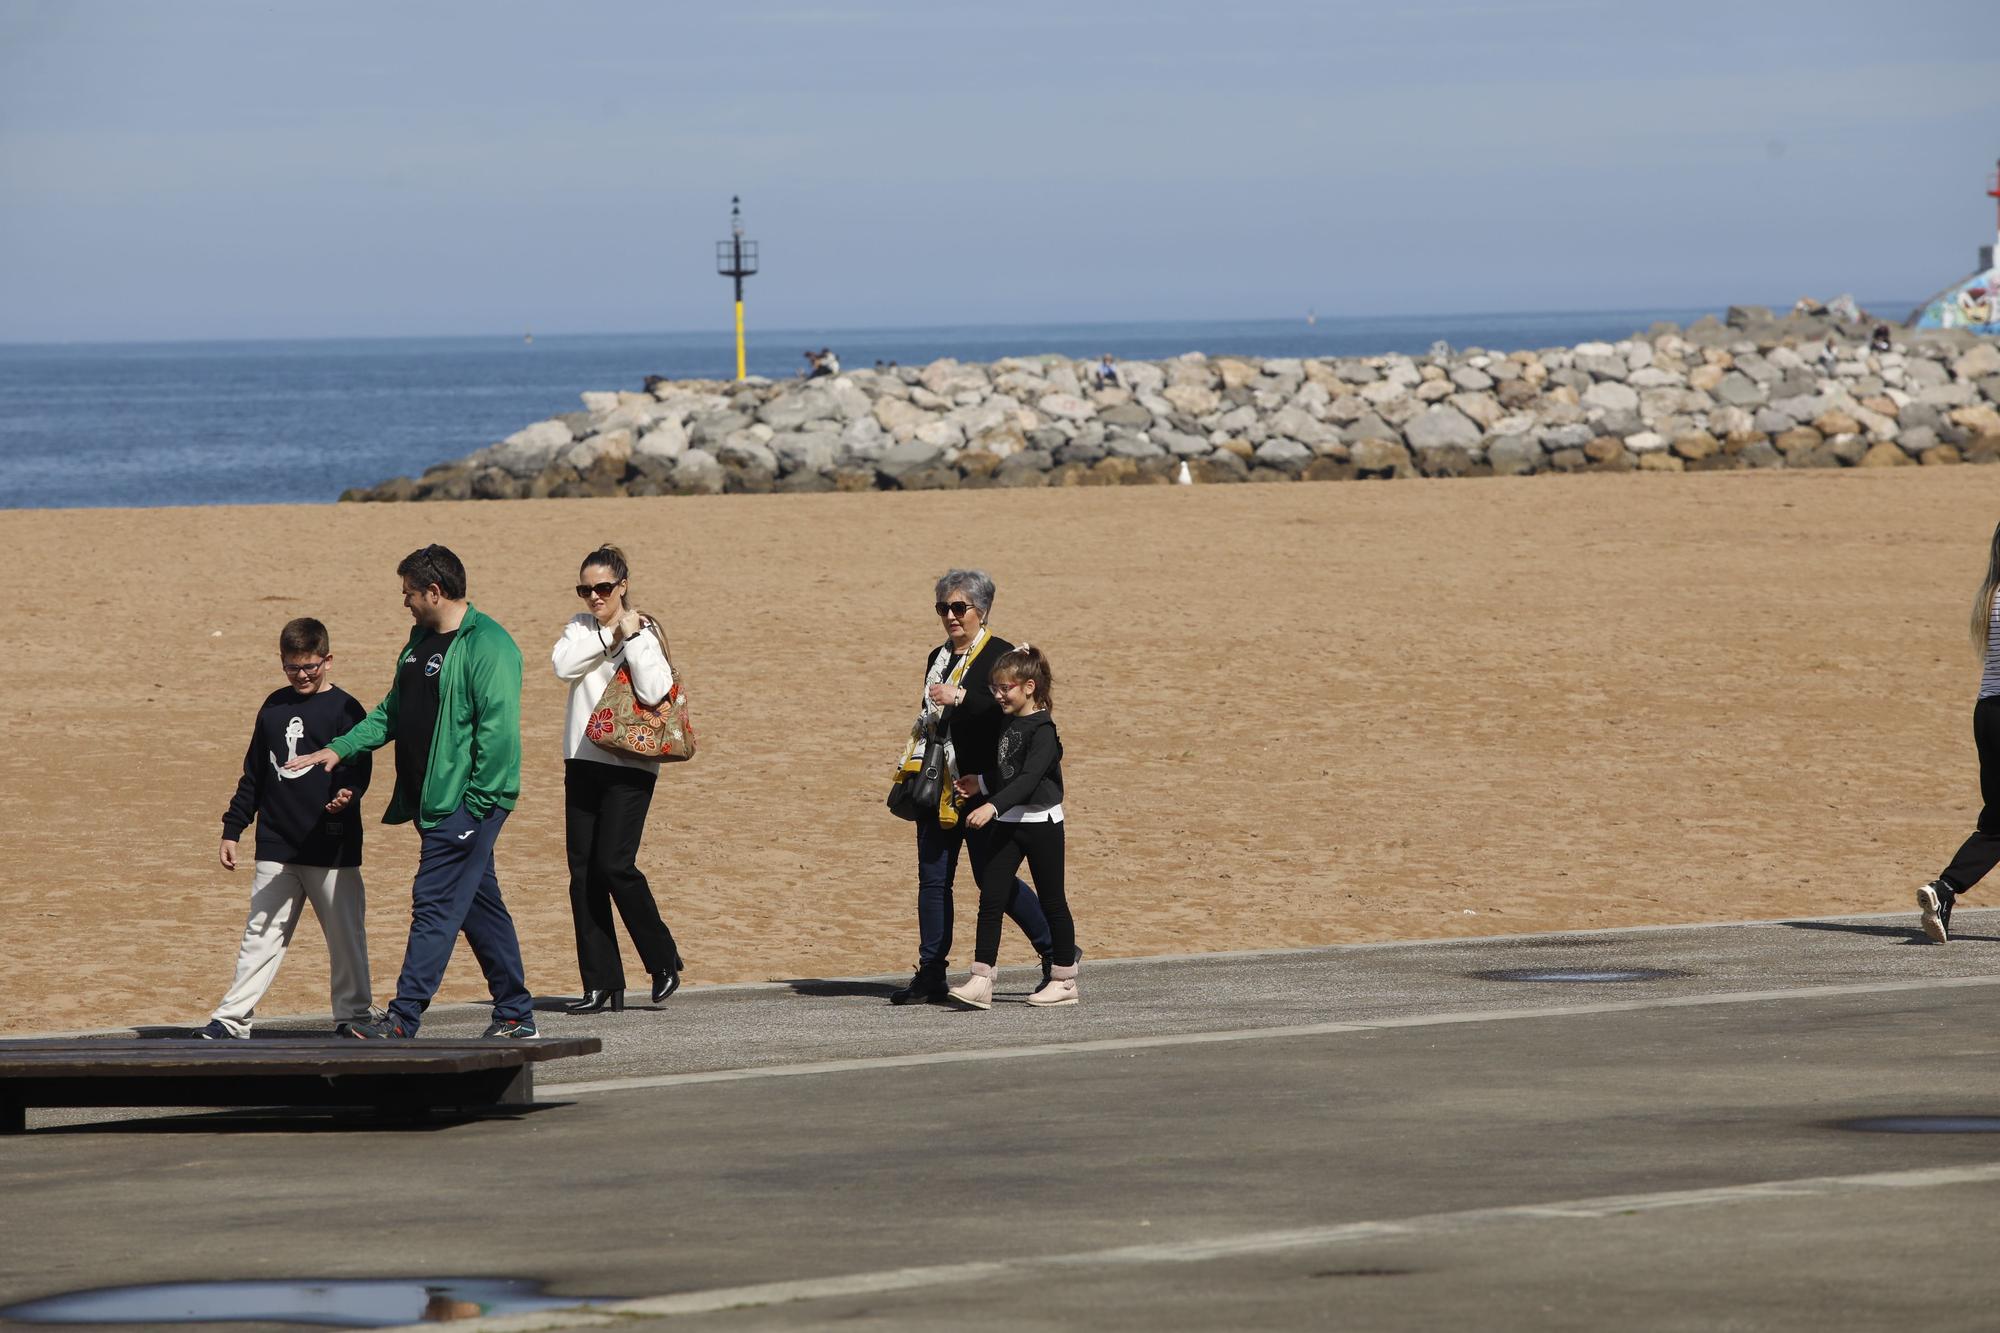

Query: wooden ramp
[0,1037,602,1133]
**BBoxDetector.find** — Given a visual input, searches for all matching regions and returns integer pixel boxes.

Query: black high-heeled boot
[565,989,625,1013]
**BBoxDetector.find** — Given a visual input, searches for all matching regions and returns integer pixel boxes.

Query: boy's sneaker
[339,1015,409,1039]
[1918,880,1956,944]
[191,1019,244,1040]
[481,1018,538,1039]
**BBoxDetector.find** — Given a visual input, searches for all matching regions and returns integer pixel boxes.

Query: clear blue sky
[2,0,1996,342]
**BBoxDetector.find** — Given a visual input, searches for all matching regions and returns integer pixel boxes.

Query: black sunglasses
[935,600,976,617]
[576,580,622,599]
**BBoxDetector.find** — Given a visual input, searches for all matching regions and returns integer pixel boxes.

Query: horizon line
[0,298,1924,353]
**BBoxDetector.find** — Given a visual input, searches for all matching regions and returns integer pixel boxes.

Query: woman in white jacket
[551,544,684,1012]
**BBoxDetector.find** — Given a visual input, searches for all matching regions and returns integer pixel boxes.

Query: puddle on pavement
[1838,1115,2000,1134]
[1469,967,1687,984]
[0,1278,591,1327]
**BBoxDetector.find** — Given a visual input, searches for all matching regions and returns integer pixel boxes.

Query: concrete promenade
[5,911,2000,1330]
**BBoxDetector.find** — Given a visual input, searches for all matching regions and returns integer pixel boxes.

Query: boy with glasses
[194,618,376,1038]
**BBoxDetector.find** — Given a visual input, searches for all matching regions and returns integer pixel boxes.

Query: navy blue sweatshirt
[221,685,371,867]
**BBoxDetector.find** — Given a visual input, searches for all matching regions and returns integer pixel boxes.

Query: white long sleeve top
[551,613,675,770]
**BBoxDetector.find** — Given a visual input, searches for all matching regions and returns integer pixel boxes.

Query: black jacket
[931,635,1012,777]
[985,711,1063,817]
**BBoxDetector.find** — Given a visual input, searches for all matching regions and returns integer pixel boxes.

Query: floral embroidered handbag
[586,623,697,762]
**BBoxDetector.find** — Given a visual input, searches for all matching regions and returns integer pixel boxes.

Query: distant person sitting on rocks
[1871,324,1893,353]
[1794,296,1829,317]
[801,349,821,379]
[1094,354,1119,389]
[815,347,840,377]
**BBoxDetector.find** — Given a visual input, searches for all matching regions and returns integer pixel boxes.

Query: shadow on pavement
[26,1103,564,1135]
[1775,920,1997,945]
[785,979,902,1000]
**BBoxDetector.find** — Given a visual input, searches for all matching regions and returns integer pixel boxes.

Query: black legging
[1940,696,2000,894]
[564,758,681,991]
[972,820,1076,968]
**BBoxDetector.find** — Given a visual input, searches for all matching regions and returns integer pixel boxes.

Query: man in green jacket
[289,544,536,1039]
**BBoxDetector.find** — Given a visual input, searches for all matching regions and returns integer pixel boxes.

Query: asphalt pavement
[4,909,1998,1331]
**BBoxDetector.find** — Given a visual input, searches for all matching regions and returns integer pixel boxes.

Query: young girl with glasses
[947,643,1082,1008]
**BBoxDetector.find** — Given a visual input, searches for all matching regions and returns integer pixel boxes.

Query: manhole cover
[1838,1116,2000,1134]
[1470,968,1687,983]
[0,1278,588,1327]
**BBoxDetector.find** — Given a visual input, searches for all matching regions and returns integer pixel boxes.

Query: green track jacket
[329,605,523,829]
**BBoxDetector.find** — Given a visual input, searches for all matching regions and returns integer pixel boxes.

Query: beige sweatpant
[209,861,372,1036]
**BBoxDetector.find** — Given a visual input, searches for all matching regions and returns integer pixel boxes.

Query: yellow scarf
[896,629,991,828]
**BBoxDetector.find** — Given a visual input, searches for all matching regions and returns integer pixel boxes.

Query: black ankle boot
[890,962,948,1005]
[651,969,681,1004]
[566,989,624,1013]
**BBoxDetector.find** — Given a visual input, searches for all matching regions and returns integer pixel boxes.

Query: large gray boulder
[1403,404,1483,450]
[1038,392,1095,422]
[1956,344,2000,381]
[1267,405,1336,446]
[670,448,725,495]
[1539,423,1595,453]
[772,429,841,474]
[484,419,576,477]
[1581,380,1639,414]
[1487,435,1541,476]
[1753,407,1798,436]
[689,410,749,447]
[874,397,938,441]
[1100,401,1153,430]
[875,439,946,482]
[1712,372,1767,408]
[1575,351,1628,381]
[1253,438,1312,474]
[632,421,687,464]
[1107,435,1166,460]
[756,386,838,431]
[716,432,777,474]
[1154,428,1211,458]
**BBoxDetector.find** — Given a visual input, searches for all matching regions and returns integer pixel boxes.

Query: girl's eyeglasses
[576,581,622,599]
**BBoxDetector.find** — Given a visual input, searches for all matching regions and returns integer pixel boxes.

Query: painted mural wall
[1916,268,2000,335]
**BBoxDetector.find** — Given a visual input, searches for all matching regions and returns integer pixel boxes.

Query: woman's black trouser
[565,758,681,991]
[1940,695,2000,894]
[971,820,1076,969]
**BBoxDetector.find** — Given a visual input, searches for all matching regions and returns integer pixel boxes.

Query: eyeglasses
[282,661,328,677]
[935,601,976,618]
[576,581,622,599]
[990,679,1025,694]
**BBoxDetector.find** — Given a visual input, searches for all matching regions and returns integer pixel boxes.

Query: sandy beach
[1,469,1993,1036]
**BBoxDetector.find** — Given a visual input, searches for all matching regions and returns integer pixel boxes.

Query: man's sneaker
[1918,880,1957,944]
[191,1019,245,1040]
[481,1018,538,1039]
[339,1015,409,1039]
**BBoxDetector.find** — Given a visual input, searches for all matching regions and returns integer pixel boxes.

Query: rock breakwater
[342,308,2000,501]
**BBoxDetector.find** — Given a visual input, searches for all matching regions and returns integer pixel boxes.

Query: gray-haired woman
[890,569,1053,1003]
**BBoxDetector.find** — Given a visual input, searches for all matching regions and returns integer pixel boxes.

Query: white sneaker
[946,967,994,1011]
[1918,881,1955,944]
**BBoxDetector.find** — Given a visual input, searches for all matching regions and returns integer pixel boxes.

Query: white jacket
[551,614,675,769]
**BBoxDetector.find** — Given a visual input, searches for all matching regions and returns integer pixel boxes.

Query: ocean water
[0,308,1762,510]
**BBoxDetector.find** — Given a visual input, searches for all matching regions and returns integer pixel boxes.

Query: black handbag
[887,708,952,821]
